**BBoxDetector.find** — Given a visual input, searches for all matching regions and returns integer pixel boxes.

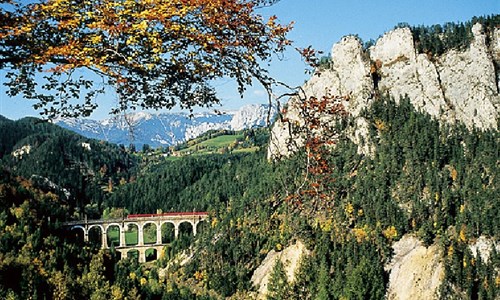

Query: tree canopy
[0,0,291,118]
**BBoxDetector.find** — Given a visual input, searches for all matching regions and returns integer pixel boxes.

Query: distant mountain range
[56,104,277,148]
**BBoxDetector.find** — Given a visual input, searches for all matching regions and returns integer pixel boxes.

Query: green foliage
[107,153,238,212]
[1,63,499,299]
[440,240,499,299]
[74,95,500,298]
[171,128,269,156]
[289,232,387,300]
[0,116,136,218]
[0,168,95,299]
[267,259,290,300]
[406,14,500,56]
[317,55,332,70]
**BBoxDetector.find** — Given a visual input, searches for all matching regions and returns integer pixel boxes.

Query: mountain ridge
[55,104,276,148]
[268,21,500,160]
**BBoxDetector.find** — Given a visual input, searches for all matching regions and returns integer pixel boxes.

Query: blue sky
[1,0,498,120]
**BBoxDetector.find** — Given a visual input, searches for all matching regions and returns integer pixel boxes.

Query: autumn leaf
[0,0,292,118]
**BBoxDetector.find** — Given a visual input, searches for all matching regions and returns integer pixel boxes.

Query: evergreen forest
[0,17,499,300]
[0,95,498,299]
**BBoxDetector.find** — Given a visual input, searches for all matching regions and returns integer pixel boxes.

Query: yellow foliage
[275,243,283,251]
[478,278,487,292]
[129,272,137,281]
[140,277,147,286]
[45,191,58,201]
[450,167,458,181]
[374,119,388,132]
[90,35,102,44]
[211,217,218,228]
[352,226,368,243]
[345,202,354,216]
[126,36,138,45]
[459,226,467,243]
[111,285,124,300]
[11,206,24,219]
[194,270,204,281]
[382,225,398,240]
[447,245,454,257]
[495,276,500,287]
[6,224,19,234]
[319,218,333,232]
[279,221,286,234]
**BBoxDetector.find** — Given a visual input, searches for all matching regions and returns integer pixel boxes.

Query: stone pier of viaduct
[64,212,208,263]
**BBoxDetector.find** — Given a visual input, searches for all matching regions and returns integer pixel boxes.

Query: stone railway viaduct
[64,212,208,263]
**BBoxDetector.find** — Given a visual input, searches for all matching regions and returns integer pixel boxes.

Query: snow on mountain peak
[230,104,276,131]
[56,104,276,148]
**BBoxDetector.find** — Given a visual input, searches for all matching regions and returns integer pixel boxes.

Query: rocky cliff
[385,235,444,300]
[250,241,309,299]
[268,23,500,159]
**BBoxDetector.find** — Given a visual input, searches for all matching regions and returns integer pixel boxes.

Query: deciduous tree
[0,0,291,118]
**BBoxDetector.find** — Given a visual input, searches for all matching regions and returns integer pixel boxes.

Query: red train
[127,212,209,219]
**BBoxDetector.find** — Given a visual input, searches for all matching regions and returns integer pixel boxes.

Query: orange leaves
[281,94,349,213]
[4,0,290,72]
[296,46,324,73]
[193,270,205,281]
[1,0,291,117]
[300,95,347,179]
[374,119,388,132]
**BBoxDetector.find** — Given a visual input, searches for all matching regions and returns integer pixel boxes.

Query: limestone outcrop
[268,23,499,159]
[250,240,309,299]
[468,235,500,263]
[385,235,444,300]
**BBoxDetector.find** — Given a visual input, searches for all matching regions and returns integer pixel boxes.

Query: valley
[0,14,499,300]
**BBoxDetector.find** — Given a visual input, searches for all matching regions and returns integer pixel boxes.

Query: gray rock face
[437,23,499,129]
[370,28,450,119]
[230,104,276,131]
[269,23,499,159]
[468,236,500,263]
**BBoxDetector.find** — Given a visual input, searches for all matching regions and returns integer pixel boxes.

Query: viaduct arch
[65,212,208,263]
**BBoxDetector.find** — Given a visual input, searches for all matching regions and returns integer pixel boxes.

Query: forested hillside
[106,129,271,213]
[0,116,136,218]
[1,97,498,299]
[1,16,499,300]
[409,14,500,55]
[174,97,499,299]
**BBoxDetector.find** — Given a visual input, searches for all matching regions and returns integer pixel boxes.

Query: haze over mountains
[55,104,276,148]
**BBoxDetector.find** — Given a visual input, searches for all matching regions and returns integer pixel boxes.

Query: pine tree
[267,259,290,300]
[315,259,330,300]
